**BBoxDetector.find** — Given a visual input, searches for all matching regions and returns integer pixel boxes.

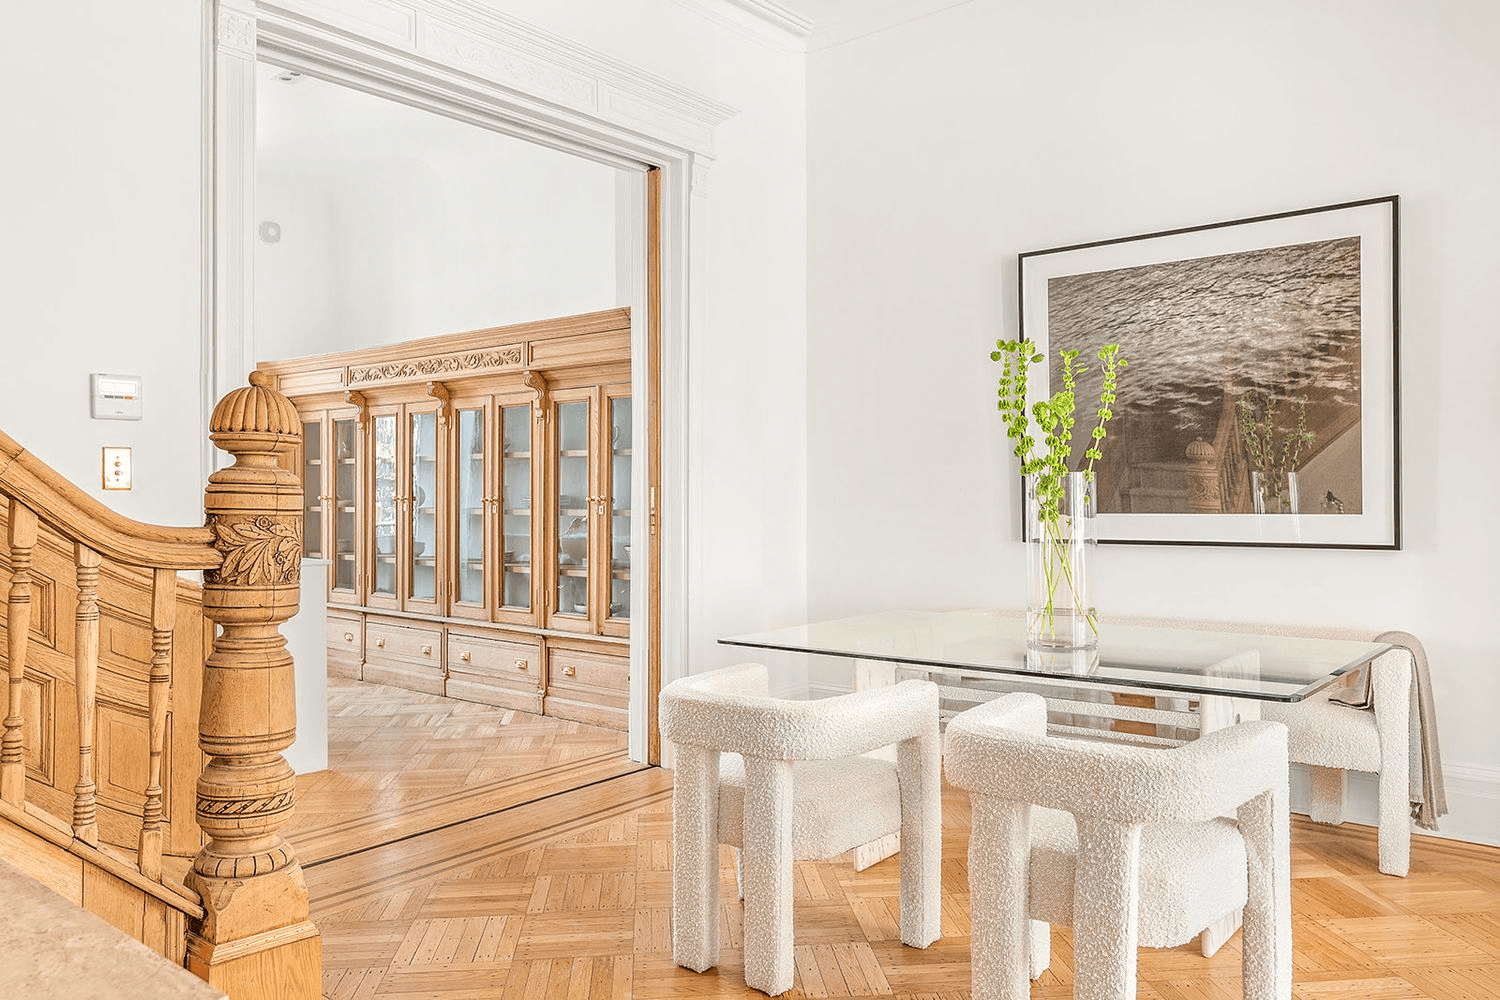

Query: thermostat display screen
[91,373,144,420]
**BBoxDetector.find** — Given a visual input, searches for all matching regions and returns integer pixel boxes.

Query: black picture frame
[1017,196,1400,549]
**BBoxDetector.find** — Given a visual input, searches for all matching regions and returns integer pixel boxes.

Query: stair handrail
[0,430,220,571]
[1,428,222,903]
[1212,388,1251,514]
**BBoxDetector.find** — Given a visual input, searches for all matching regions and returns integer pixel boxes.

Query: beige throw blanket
[1328,630,1447,830]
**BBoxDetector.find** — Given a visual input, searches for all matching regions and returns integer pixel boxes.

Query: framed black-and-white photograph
[1019,196,1399,548]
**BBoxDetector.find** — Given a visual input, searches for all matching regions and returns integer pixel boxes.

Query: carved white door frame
[208,0,734,762]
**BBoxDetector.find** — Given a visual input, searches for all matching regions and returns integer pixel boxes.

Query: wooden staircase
[0,373,320,999]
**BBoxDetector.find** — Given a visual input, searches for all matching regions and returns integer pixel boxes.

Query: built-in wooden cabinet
[301,412,361,601]
[259,309,635,731]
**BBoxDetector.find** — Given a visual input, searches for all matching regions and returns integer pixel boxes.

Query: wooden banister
[185,371,321,997]
[1212,389,1251,514]
[0,374,318,998]
[0,430,219,571]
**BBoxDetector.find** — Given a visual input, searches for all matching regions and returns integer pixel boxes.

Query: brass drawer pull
[562,665,576,677]
[374,637,385,648]
[343,632,354,642]
[460,650,472,662]
[421,644,433,656]
[515,659,528,672]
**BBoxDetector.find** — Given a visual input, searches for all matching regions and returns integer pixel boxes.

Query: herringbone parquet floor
[306,766,1500,1000]
[292,677,637,864]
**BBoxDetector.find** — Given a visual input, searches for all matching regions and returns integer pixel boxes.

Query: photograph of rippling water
[1046,236,1363,517]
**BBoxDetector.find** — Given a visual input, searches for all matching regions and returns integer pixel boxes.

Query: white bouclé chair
[660,663,942,996]
[1261,647,1413,876]
[945,693,1292,1000]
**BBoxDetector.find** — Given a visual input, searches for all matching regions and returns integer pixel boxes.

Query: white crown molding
[719,0,811,37]
[711,0,816,37]
[666,0,808,55]
[262,0,739,156]
[808,0,974,52]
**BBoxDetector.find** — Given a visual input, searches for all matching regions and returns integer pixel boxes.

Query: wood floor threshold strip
[306,766,672,915]
[294,752,640,865]
[302,747,630,839]
[303,762,650,870]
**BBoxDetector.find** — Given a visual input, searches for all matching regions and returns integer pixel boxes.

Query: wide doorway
[252,62,661,860]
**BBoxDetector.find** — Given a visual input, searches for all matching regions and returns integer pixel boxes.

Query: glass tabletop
[719,610,1390,703]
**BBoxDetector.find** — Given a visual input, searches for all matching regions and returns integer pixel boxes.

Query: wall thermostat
[91,373,144,420]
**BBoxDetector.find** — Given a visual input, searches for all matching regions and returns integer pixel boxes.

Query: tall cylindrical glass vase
[1025,471,1098,650]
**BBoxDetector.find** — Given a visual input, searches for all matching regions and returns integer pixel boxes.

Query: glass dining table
[720,609,1389,955]
[718,609,1388,706]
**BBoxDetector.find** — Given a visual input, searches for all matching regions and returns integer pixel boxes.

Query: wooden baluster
[2,500,39,805]
[72,543,101,845]
[137,566,175,881]
[185,372,321,998]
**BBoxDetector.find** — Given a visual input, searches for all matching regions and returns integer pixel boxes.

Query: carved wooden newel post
[1186,438,1223,514]
[186,373,321,997]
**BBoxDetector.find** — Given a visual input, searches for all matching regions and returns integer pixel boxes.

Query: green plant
[1236,389,1314,513]
[991,340,1127,640]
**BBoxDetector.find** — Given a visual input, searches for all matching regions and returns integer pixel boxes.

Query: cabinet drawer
[365,620,442,663]
[548,649,628,695]
[545,648,628,731]
[446,632,544,713]
[326,614,362,649]
[447,631,540,677]
[326,613,363,679]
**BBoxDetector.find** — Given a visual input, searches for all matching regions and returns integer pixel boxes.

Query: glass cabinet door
[604,392,631,633]
[498,402,533,618]
[331,417,359,598]
[301,419,324,560]
[553,397,592,626]
[370,412,399,603]
[453,406,487,614]
[407,409,439,608]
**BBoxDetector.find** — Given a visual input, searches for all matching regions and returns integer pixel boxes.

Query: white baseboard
[1298,760,1500,850]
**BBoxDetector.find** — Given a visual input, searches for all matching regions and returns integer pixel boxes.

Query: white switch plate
[102,447,132,491]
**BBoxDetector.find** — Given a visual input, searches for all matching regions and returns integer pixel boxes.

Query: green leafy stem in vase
[991,340,1127,640]
[1236,388,1314,514]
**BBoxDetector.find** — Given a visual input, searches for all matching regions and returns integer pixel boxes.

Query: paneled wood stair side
[0,372,323,1000]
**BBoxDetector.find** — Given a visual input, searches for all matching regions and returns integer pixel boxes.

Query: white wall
[255,71,622,358]
[3,2,809,695]
[484,1,812,690]
[0,5,206,528]
[807,0,1500,842]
